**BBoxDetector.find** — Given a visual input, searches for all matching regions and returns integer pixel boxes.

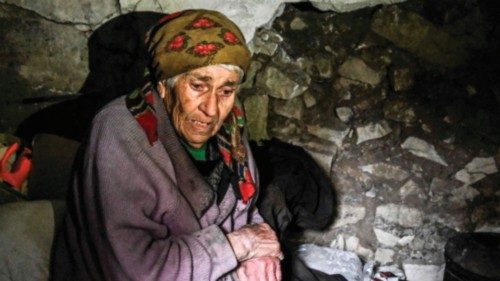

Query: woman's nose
[200,92,218,117]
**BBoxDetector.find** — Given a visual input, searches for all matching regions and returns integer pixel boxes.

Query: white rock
[290,16,308,30]
[398,235,415,246]
[365,187,376,198]
[451,185,480,202]
[332,205,366,228]
[376,204,424,227]
[361,163,409,181]
[306,125,350,147]
[296,244,363,279]
[356,245,374,260]
[310,0,407,13]
[465,157,498,174]
[345,236,360,252]
[356,120,392,144]
[329,234,345,250]
[401,137,448,166]
[262,66,309,100]
[253,29,283,56]
[375,248,395,265]
[336,107,354,122]
[403,263,445,281]
[455,157,498,186]
[374,228,400,247]
[399,180,422,200]
[455,169,486,185]
[338,57,384,86]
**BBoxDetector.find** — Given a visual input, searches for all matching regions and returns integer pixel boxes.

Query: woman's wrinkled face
[159,65,240,148]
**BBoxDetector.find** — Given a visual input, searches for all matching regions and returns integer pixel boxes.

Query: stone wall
[0,0,404,136]
[241,1,500,277]
[1,0,499,279]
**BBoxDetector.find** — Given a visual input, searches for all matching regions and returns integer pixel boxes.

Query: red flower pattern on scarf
[166,33,189,51]
[189,17,219,29]
[220,29,240,45]
[188,42,224,57]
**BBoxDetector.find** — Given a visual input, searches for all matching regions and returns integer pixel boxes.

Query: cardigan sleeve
[77,105,237,281]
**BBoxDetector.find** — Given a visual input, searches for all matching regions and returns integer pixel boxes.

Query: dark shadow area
[15,12,164,143]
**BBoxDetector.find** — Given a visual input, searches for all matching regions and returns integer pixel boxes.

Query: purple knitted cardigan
[52,92,262,281]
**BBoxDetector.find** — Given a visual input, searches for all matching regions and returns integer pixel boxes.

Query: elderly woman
[52,10,281,281]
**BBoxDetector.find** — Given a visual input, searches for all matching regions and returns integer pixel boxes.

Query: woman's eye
[220,88,236,97]
[190,82,206,91]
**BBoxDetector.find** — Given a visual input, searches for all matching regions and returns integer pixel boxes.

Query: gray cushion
[0,200,65,281]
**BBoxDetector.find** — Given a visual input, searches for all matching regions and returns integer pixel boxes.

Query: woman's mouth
[187,119,214,133]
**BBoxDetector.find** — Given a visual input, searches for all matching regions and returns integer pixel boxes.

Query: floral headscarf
[126,10,255,203]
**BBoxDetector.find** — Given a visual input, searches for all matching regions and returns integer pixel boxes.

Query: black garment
[251,138,339,281]
[251,138,336,234]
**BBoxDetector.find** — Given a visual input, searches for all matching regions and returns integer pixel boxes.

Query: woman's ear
[157,81,167,99]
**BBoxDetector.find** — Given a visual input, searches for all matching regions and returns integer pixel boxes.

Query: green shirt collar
[181,141,207,161]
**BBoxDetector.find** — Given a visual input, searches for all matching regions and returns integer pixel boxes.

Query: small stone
[260,66,309,100]
[356,120,392,144]
[374,228,400,247]
[390,67,414,92]
[403,263,445,281]
[336,107,354,122]
[376,204,424,227]
[338,57,385,86]
[332,205,366,228]
[365,187,376,198]
[296,57,315,76]
[455,170,486,186]
[290,17,308,30]
[346,236,360,252]
[273,96,304,120]
[306,125,350,147]
[252,29,283,56]
[399,180,423,200]
[334,77,364,91]
[303,92,317,108]
[329,234,345,250]
[375,248,395,265]
[356,246,374,260]
[451,185,480,203]
[244,95,269,141]
[314,55,333,78]
[465,157,498,175]
[361,163,409,181]
[241,61,263,89]
[384,99,417,124]
[421,124,432,133]
[398,235,415,246]
[401,137,448,166]
[455,157,498,186]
